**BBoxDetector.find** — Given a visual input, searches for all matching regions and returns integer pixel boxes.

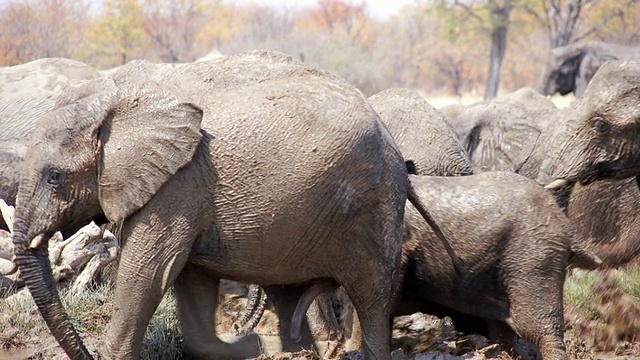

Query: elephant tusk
[29,234,46,250]
[544,178,570,190]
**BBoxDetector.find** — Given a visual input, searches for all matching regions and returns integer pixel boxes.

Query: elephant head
[538,42,586,96]
[538,60,640,189]
[537,41,640,97]
[12,79,203,359]
[446,90,557,174]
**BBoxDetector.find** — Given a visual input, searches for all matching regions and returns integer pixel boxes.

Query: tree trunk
[484,4,512,100]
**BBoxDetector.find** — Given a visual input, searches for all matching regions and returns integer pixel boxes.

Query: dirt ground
[1,273,639,360]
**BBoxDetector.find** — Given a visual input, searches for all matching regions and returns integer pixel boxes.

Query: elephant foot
[186,333,262,360]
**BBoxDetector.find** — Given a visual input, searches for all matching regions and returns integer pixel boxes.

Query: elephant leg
[341,273,394,360]
[343,298,361,352]
[175,266,261,360]
[105,227,193,359]
[306,293,345,358]
[264,285,317,354]
[508,280,567,360]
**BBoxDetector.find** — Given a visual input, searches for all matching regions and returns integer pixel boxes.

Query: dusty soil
[1,274,639,360]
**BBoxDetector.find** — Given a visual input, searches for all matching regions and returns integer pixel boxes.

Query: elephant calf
[394,171,601,360]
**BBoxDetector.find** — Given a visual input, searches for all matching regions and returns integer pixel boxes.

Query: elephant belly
[187,189,361,286]
[402,273,510,323]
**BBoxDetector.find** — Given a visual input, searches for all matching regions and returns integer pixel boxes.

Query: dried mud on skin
[2,273,640,360]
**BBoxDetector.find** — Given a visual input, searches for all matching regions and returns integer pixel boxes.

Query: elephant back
[369,88,472,177]
[108,50,347,106]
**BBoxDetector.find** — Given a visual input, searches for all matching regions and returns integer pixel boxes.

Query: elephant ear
[97,84,204,222]
[467,119,541,172]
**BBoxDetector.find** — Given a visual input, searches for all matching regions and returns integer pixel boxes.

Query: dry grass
[0,283,184,359]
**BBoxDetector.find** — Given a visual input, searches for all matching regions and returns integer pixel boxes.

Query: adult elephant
[539,60,640,189]
[11,53,458,360]
[446,82,640,267]
[0,58,103,213]
[368,88,473,177]
[0,58,105,271]
[236,87,475,357]
[105,52,456,356]
[446,87,558,174]
[538,41,640,97]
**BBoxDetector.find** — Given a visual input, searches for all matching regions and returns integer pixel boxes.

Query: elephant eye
[593,117,610,134]
[46,168,65,186]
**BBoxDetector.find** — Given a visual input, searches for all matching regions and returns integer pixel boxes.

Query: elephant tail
[234,284,267,335]
[407,178,464,275]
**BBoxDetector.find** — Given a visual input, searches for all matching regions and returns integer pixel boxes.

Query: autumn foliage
[0,0,637,96]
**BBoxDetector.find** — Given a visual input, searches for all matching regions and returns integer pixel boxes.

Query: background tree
[434,0,514,100]
[142,0,211,62]
[522,0,639,49]
[87,0,146,67]
[0,0,88,65]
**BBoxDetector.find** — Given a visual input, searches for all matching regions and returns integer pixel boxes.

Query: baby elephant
[397,171,601,360]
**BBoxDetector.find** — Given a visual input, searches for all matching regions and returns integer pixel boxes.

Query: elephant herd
[1,50,640,360]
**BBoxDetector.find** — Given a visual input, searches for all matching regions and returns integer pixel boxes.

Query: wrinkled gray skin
[290,170,602,360]
[538,41,640,97]
[538,60,640,185]
[0,58,103,229]
[12,51,458,360]
[368,88,474,177]
[240,87,473,356]
[315,88,474,353]
[448,84,640,267]
[447,87,557,174]
[294,88,599,360]
[107,52,462,356]
[398,173,601,360]
[255,88,476,356]
[537,59,640,240]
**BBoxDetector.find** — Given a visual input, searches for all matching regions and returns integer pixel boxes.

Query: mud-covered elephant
[320,171,602,360]
[394,172,601,360]
[539,59,640,185]
[12,52,459,360]
[103,52,461,357]
[311,88,475,354]
[445,80,640,267]
[0,58,102,227]
[237,87,476,357]
[368,88,473,177]
[445,87,557,174]
[538,41,640,97]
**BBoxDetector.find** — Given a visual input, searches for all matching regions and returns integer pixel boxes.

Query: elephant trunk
[12,216,93,360]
